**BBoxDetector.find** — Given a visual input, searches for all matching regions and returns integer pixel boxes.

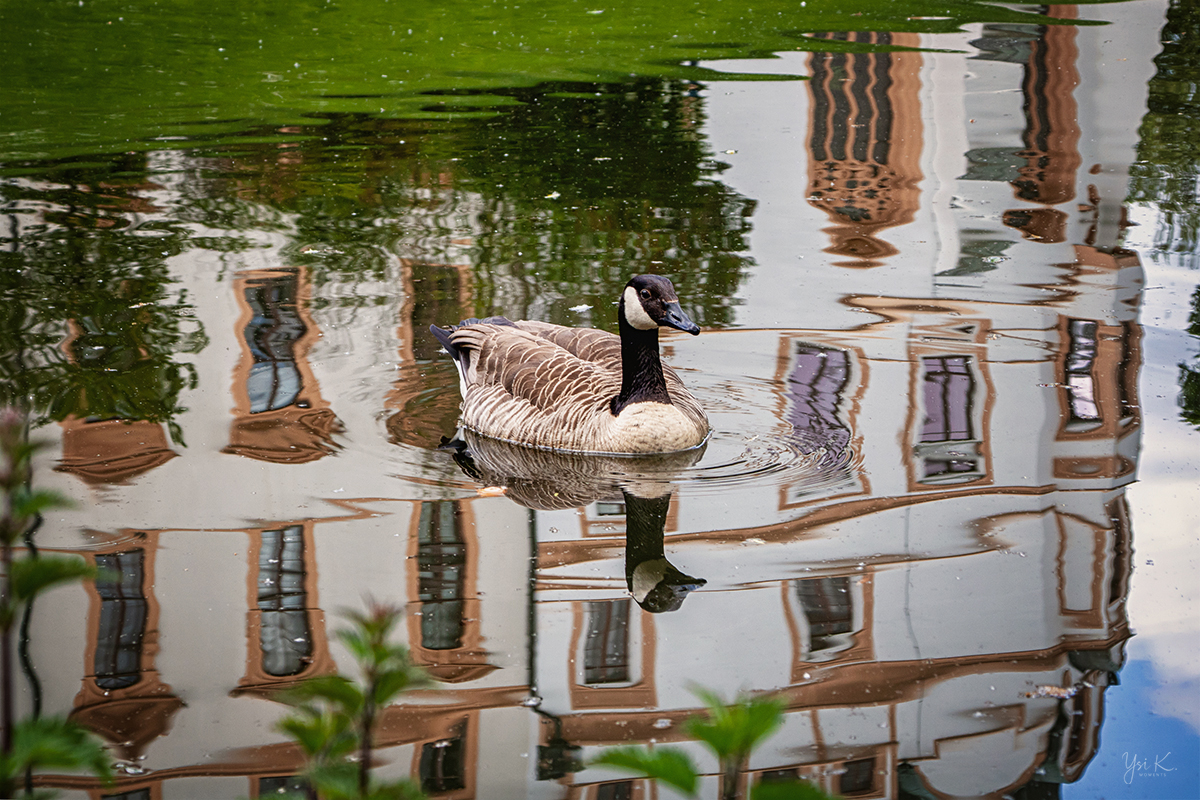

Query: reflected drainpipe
[19,495,43,797]
[525,507,582,780]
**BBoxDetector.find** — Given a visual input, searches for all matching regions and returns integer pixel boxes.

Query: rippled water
[3,1,1199,798]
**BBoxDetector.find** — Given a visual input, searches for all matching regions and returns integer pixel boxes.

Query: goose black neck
[623,490,670,567]
[612,313,671,414]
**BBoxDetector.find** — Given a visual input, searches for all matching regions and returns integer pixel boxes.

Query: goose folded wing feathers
[449,323,618,413]
[512,320,622,366]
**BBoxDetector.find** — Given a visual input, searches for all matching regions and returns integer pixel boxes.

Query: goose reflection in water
[441,430,706,612]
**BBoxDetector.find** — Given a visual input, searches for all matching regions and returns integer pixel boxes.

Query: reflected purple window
[787,344,851,457]
[921,356,975,442]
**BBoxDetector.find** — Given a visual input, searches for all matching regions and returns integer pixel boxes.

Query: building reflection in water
[25,8,1154,800]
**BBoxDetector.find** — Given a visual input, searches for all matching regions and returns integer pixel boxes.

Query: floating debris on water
[1026,685,1078,699]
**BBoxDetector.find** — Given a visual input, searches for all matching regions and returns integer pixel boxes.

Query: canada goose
[430,275,709,454]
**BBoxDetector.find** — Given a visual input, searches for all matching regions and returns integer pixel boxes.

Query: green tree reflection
[0,155,206,441]
[450,79,751,327]
[180,79,754,328]
[1130,0,1200,261]
[1181,285,1200,429]
[1130,0,1200,430]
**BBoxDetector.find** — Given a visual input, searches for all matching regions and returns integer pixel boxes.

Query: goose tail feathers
[431,317,520,399]
[429,324,459,360]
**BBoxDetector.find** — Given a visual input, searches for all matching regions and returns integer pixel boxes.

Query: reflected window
[419,736,466,794]
[596,781,633,800]
[595,501,626,517]
[805,32,917,267]
[1118,321,1138,424]
[417,501,466,651]
[917,355,983,483]
[796,577,853,657]
[921,356,974,441]
[243,273,306,413]
[257,526,312,677]
[1064,319,1101,429]
[839,757,876,795]
[94,550,147,691]
[584,599,631,684]
[808,34,896,168]
[787,344,851,457]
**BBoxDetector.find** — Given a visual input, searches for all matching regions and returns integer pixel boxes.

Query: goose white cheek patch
[623,286,658,330]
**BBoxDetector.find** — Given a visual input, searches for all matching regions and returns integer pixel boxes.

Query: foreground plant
[593,688,834,800]
[277,602,432,800]
[0,408,111,796]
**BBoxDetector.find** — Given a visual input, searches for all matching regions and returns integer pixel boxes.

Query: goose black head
[620,274,701,335]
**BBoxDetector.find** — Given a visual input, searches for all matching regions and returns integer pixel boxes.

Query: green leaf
[752,779,838,800]
[280,675,364,714]
[308,762,361,800]
[591,746,698,796]
[4,716,113,784]
[10,555,96,603]
[273,600,430,799]
[685,689,784,762]
[278,710,356,761]
[336,626,368,657]
[740,696,786,751]
[11,487,72,518]
[374,664,431,706]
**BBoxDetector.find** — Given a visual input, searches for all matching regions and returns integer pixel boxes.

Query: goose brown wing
[448,323,620,412]
[511,320,622,369]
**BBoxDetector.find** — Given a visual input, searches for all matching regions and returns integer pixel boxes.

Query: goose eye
[639,288,652,300]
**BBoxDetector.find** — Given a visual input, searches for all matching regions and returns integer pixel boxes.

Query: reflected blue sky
[1067,658,1200,799]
